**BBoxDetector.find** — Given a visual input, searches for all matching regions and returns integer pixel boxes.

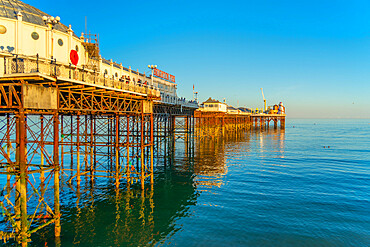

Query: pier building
[199,97,227,112]
[0,0,197,107]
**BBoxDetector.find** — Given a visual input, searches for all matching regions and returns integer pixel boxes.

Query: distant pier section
[195,98,286,138]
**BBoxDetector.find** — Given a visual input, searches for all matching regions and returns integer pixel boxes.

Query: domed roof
[0,0,76,36]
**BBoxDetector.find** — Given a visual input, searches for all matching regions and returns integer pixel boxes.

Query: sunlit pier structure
[195,98,286,138]
[0,0,198,245]
[0,0,286,245]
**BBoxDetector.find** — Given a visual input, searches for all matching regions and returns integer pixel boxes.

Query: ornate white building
[199,98,228,112]
[0,0,197,107]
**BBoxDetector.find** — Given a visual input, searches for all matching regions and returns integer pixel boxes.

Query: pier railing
[159,93,199,108]
[3,54,161,98]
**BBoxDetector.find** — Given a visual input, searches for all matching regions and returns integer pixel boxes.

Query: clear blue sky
[30,0,370,118]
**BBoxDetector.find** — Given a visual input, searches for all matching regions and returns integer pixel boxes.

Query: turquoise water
[31,119,370,246]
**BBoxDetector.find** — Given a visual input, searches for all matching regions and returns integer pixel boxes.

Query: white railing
[159,93,198,108]
[2,54,161,98]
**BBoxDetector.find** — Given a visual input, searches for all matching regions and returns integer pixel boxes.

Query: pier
[0,63,197,245]
[0,1,285,245]
[195,98,285,139]
[0,61,284,245]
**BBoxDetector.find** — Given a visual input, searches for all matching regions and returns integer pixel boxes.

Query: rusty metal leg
[140,111,145,190]
[16,110,28,246]
[280,117,285,129]
[126,115,131,186]
[171,116,176,153]
[61,115,64,169]
[6,113,11,192]
[53,112,61,239]
[93,116,97,173]
[109,116,114,172]
[115,114,120,189]
[90,115,94,183]
[84,115,88,172]
[150,113,154,185]
[164,116,167,167]
[70,116,73,172]
[222,117,225,136]
[40,115,45,182]
[76,114,81,187]
[15,113,21,236]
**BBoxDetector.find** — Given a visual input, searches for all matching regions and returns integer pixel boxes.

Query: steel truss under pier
[194,111,285,139]
[0,112,61,245]
[194,111,252,139]
[0,74,171,246]
[60,113,154,189]
[153,104,195,166]
[251,114,286,129]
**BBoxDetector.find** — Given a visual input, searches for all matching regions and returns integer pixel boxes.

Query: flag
[193,84,194,91]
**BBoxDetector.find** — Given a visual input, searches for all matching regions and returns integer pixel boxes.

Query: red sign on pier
[154,68,175,83]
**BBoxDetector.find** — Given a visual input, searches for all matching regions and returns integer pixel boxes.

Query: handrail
[1,54,199,106]
[2,54,161,98]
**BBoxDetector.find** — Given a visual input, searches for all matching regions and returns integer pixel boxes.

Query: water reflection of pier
[194,127,286,189]
[28,170,198,246]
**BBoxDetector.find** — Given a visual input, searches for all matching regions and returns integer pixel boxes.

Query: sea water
[26,119,370,246]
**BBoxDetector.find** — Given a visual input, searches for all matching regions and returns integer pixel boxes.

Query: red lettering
[154,68,159,77]
[153,68,175,82]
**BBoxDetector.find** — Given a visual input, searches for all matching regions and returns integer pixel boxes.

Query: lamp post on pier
[42,15,60,59]
[148,64,157,88]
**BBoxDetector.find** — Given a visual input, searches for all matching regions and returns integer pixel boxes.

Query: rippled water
[30,119,370,246]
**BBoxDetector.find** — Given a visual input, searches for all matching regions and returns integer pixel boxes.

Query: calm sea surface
[31,119,369,246]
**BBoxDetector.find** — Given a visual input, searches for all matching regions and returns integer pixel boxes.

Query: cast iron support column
[140,110,145,190]
[90,115,94,182]
[150,112,154,186]
[53,112,61,239]
[280,117,285,129]
[16,110,28,247]
[115,114,120,188]
[126,115,131,185]
[76,114,81,187]
[6,114,11,192]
